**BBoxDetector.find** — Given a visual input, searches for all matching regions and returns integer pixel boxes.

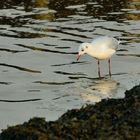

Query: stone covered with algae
[0,85,140,140]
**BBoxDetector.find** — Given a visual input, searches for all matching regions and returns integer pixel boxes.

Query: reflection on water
[91,79,119,95]
[0,0,139,39]
[0,0,139,18]
[126,0,140,20]
[0,0,140,130]
[81,78,120,102]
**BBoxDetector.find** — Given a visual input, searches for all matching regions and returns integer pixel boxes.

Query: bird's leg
[98,59,101,78]
[108,58,111,77]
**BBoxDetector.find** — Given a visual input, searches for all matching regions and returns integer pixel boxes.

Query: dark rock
[0,85,140,140]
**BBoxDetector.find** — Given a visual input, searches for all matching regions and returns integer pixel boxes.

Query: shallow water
[0,0,140,130]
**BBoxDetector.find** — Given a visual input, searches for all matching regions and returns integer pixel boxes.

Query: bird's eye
[81,49,84,51]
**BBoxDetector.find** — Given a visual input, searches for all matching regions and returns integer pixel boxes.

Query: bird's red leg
[98,59,101,78]
[108,58,111,77]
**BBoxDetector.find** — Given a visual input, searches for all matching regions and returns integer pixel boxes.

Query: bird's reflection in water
[81,78,120,103]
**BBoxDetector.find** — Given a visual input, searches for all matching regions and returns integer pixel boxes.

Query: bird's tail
[118,37,121,45]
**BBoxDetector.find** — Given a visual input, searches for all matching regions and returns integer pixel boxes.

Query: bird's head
[77,43,91,61]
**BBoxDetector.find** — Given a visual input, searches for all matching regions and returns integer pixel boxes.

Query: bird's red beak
[77,54,81,61]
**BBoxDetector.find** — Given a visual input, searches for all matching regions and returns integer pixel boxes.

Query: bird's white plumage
[78,36,119,60]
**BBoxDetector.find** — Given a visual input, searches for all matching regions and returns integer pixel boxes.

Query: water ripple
[68,76,102,80]
[0,30,46,38]
[0,63,41,73]
[0,82,12,85]
[16,44,76,54]
[34,81,75,85]
[51,61,89,67]
[0,48,28,53]
[49,28,91,39]
[117,54,140,57]
[54,71,86,76]
[0,98,41,103]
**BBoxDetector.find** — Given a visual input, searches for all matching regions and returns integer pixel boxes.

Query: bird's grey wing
[91,36,119,50]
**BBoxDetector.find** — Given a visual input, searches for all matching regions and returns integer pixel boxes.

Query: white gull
[77,36,120,78]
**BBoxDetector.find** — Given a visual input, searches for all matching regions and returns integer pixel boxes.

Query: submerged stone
[0,85,140,140]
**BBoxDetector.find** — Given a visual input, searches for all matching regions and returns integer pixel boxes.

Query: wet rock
[0,85,140,140]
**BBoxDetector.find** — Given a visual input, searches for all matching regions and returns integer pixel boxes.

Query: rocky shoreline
[0,84,140,140]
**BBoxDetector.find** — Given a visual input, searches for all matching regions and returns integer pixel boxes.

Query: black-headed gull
[77,36,120,78]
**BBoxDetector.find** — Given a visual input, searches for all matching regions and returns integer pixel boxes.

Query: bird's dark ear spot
[86,46,88,48]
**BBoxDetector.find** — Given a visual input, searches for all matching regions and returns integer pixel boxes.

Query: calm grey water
[0,0,140,130]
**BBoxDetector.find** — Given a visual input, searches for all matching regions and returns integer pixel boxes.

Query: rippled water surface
[0,0,140,130]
